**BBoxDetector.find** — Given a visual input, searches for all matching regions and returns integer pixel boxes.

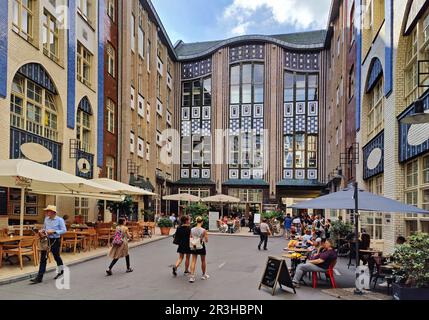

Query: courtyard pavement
[0,235,366,300]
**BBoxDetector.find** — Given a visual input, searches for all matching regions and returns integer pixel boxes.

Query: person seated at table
[218,220,228,233]
[292,239,337,288]
[359,232,372,265]
[308,238,324,259]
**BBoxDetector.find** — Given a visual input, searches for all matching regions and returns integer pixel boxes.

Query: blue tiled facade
[384,0,393,96]
[97,0,105,168]
[10,128,62,170]
[67,0,77,129]
[398,95,429,163]
[363,131,384,180]
[0,1,8,98]
[75,149,94,179]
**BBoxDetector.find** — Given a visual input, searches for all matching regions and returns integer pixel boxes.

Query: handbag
[173,232,179,245]
[112,229,124,246]
[39,236,49,251]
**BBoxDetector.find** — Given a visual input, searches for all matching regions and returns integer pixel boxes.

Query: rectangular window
[12,0,34,42]
[75,198,89,222]
[307,74,318,101]
[77,42,92,87]
[42,11,59,62]
[295,134,305,168]
[296,74,306,102]
[131,14,135,52]
[107,0,115,21]
[307,136,317,168]
[147,40,151,71]
[407,160,418,188]
[157,73,162,100]
[284,72,294,102]
[203,78,212,106]
[284,136,293,168]
[130,87,135,110]
[130,131,135,154]
[106,98,115,134]
[138,27,144,58]
[106,156,115,180]
[146,142,150,161]
[107,43,115,77]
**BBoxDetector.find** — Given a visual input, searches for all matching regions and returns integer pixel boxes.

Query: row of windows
[284,135,317,169]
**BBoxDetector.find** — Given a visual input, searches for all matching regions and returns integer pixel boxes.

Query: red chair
[312,259,337,288]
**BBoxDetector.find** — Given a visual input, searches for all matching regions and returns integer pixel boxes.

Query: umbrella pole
[353,181,362,295]
[19,187,25,237]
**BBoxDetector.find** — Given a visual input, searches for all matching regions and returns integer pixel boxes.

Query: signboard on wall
[0,188,7,215]
[254,214,261,224]
[209,212,219,231]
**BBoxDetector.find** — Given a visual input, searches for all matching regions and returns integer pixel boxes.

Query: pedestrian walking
[106,218,133,276]
[189,216,209,283]
[172,215,191,276]
[30,205,67,284]
[248,212,254,233]
[169,213,177,228]
[258,218,272,251]
[284,213,293,240]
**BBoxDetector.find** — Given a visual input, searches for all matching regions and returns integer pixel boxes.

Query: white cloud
[223,0,331,36]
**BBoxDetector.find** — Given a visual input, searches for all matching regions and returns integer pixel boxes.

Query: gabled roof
[175,30,327,61]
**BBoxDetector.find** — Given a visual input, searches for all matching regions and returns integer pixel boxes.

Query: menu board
[259,256,296,295]
[208,212,219,231]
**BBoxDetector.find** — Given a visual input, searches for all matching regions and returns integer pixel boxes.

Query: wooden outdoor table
[359,249,383,255]
[75,231,90,251]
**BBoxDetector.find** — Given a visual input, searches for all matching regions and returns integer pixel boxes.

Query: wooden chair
[2,237,38,270]
[86,228,98,251]
[97,228,113,247]
[148,222,156,235]
[312,259,337,289]
[61,232,83,254]
[0,228,8,237]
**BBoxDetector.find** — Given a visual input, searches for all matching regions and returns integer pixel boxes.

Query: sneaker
[54,272,64,280]
[30,277,43,284]
[258,246,261,251]
[172,266,177,277]
[126,268,134,273]
[106,270,112,276]
[189,276,195,283]
[201,274,210,280]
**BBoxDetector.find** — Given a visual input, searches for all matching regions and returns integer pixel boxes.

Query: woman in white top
[189,216,209,283]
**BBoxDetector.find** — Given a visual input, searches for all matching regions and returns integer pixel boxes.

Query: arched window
[10,73,59,141]
[77,97,93,153]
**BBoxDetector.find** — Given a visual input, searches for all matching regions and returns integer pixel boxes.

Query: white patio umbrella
[202,194,241,217]
[0,159,119,236]
[163,193,202,202]
[92,178,157,222]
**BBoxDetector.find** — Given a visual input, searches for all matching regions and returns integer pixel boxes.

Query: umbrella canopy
[163,193,201,202]
[291,188,429,214]
[91,178,156,196]
[202,194,240,203]
[0,159,117,194]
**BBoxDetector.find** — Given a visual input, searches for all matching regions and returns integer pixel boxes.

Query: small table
[75,231,90,251]
[359,249,383,255]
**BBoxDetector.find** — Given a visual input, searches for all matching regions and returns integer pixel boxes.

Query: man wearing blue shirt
[30,205,67,284]
[284,214,293,240]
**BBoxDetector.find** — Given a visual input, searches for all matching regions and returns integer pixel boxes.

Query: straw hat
[43,205,57,213]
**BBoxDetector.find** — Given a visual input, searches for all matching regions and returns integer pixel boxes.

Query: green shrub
[184,203,209,229]
[393,232,429,288]
[157,218,173,228]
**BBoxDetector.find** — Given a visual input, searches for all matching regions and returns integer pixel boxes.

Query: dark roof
[175,30,327,60]
[277,179,326,188]
[174,179,216,186]
[223,179,269,187]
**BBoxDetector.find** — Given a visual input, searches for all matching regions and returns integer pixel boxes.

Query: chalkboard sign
[259,256,296,295]
[0,188,7,215]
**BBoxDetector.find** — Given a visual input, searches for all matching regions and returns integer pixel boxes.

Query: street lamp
[400,98,429,124]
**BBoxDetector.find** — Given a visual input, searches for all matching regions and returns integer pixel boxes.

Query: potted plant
[157,217,173,236]
[391,232,429,300]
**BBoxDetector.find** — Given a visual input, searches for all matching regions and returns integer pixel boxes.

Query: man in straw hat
[30,205,67,284]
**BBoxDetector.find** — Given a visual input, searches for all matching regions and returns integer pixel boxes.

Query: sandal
[126,268,134,273]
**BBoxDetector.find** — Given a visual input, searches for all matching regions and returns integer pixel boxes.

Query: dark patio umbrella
[291,188,429,214]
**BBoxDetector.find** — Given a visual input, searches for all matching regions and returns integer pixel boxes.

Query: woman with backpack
[106,218,133,276]
[189,216,209,283]
[172,215,191,276]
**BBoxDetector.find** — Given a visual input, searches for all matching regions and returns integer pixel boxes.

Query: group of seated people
[217,216,240,233]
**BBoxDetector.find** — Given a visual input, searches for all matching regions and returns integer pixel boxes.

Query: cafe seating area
[0,220,170,276]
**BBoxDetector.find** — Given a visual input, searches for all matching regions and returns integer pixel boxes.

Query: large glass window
[367,78,384,139]
[77,42,92,87]
[76,106,91,153]
[295,134,305,168]
[10,74,59,141]
[42,10,59,62]
[12,0,34,42]
[284,135,293,168]
[75,197,89,222]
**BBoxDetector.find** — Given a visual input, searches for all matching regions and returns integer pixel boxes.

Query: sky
[151,0,332,45]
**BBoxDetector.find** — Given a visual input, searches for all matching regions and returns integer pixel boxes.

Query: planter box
[392,283,429,300]
[160,227,171,236]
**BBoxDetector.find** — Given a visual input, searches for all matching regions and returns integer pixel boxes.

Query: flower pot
[392,283,429,300]
[160,227,171,236]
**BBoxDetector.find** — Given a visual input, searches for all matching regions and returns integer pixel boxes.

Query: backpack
[112,229,124,246]
[189,230,204,250]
